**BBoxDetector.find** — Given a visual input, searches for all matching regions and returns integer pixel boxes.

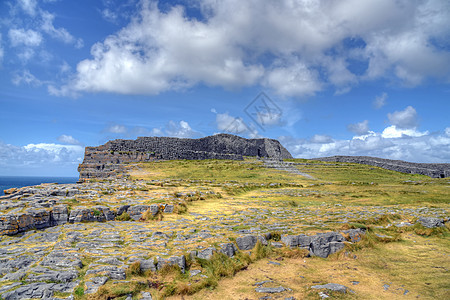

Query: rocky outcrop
[78,134,293,180]
[314,156,450,178]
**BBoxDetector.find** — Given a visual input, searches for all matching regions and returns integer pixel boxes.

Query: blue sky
[0,0,449,176]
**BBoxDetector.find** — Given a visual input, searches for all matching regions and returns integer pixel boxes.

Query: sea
[0,176,79,196]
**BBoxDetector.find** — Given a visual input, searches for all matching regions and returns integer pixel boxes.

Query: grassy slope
[109,159,448,299]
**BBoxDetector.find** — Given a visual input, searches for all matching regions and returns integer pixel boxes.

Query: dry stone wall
[78,134,293,180]
[314,156,450,178]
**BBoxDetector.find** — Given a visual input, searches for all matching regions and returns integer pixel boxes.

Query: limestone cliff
[78,134,293,180]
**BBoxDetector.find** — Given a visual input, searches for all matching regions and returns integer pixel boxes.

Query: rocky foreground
[0,164,448,299]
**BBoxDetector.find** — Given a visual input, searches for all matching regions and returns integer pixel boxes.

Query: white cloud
[263,59,322,97]
[381,125,428,138]
[387,106,419,129]
[347,120,369,135]
[105,124,127,134]
[310,134,333,144]
[40,11,83,48]
[280,126,450,163]
[18,0,38,16]
[373,92,387,109]
[57,135,82,145]
[216,113,250,135]
[8,28,42,47]
[47,0,449,97]
[165,120,201,138]
[0,141,84,176]
[12,70,43,86]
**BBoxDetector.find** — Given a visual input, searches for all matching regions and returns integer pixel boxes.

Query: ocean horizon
[0,176,79,196]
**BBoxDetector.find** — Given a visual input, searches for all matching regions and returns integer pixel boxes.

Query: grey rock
[418,217,445,228]
[69,207,103,223]
[311,283,353,294]
[0,281,78,300]
[150,204,159,216]
[85,276,108,294]
[341,228,365,243]
[86,265,126,280]
[156,255,186,273]
[141,291,153,300]
[310,241,345,258]
[0,282,22,294]
[27,267,78,283]
[281,234,311,248]
[51,205,68,226]
[127,205,150,221]
[139,259,157,272]
[190,269,202,277]
[95,206,116,221]
[163,204,174,213]
[41,251,82,269]
[255,286,286,293]
[26,209,51,229]
[219,243,237,257]
[197,247,216,260]
[236,235,268,250]
[116,205,130,216]
[0,215,19,235]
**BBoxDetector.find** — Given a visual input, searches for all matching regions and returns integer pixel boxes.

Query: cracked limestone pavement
[0,158,449,299]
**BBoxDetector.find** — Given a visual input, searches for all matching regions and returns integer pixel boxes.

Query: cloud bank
[51,0,450,97]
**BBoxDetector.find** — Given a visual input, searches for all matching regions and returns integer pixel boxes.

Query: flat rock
[311,283,353,293]
[255,286,286,293]
[418,217,445,228]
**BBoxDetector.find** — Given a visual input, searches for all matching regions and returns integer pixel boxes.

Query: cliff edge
[78,134,293,180]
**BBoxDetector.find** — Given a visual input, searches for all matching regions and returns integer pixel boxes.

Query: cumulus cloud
[57,135,82,145]
[49,0,450,97]
[381,125,428,138]
[0,141,84,176]
[18,0,38,16]
[310,134,333,144]
[103,120,201,139]
[279,127,449,163]
[373,92,387,109]
[165,120,201,138]
[216,113,252,135]
[105,124,127,134]
[347,120,369,135]
[387,106,419,129]
[8,28,42,47]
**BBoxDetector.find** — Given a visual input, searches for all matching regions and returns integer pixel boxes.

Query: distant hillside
[313,156,449,178]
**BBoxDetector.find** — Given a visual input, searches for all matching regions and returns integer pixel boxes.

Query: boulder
[156,255,186,273]
[197,247,216,260]
[0,215,19,235]
[341,228,365,243]
[26,209,51,229]
[281,234,311,248]
[95,206,115,221]
[418,217,445,228]
[16,213,35,232]
[150,204,159,216]
[139,259,157,272]
[127,205,150,221]
[163,204,174,213]
[236,235,268,250]
[116,205,130,216]
[51,205,68,226]
[219,243,237,257]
